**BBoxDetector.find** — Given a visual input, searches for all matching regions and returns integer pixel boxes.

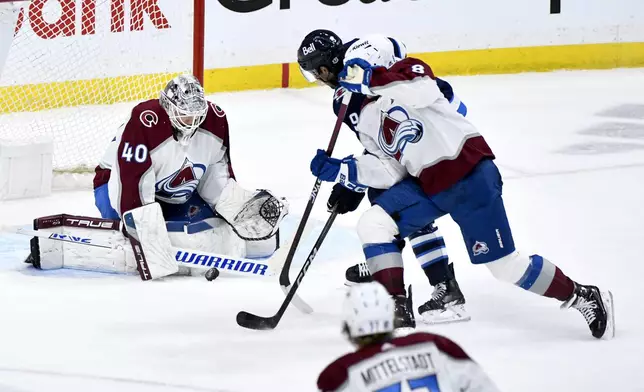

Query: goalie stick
[236,206,338,330]
[278,90,352,312]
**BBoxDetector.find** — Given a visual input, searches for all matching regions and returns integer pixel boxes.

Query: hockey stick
[237,206,339,330]
[278,90,352,311]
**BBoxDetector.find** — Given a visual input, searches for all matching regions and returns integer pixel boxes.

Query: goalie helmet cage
[0,0,206,183]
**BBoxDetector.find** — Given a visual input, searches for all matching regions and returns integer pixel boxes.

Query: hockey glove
[338,58,374,96]
[310,149,342,182]
[310,149,368,192]
[328,183,365,214]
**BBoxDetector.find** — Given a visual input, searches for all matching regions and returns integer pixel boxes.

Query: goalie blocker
[25,201,285,280]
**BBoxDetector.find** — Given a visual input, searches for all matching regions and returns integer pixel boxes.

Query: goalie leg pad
[123,203,179,280]
[27,214,136,274]
[166,217,246,276]
[245,230,279,259]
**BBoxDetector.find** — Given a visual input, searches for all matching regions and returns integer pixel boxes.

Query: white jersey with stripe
[94,99,234,217]
[317,333,500,392]
[334,51,495,195]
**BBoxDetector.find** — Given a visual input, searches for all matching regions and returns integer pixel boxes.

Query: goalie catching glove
[214,179,289,241]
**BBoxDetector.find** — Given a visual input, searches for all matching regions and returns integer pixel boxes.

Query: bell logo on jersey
[378,106,424,160]
[155,157,206,202]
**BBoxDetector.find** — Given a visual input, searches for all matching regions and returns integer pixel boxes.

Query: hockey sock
[363,242,405,296]
[409,224,449,285]
[518,255,575,301]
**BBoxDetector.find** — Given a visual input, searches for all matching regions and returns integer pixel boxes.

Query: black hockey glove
[327,183,366,214]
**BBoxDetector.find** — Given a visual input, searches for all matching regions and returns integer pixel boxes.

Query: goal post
[0,0,206,181]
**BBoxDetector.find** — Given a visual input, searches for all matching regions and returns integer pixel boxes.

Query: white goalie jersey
[94,98,238,216]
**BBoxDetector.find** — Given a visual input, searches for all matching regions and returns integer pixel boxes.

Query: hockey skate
[345,262,373,286]
[418,278,471,325]
[394,286,416,331]
[561,284,615,339]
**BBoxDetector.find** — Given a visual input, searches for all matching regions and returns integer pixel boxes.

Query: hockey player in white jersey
[299,31,615,339]
[317,282,500,392]
[25,75,289,279]
[298,30,468,325]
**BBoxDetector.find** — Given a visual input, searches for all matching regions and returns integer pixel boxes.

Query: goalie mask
[160,74,208,145]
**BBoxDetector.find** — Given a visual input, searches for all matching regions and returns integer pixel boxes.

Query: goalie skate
[418,279,471,325]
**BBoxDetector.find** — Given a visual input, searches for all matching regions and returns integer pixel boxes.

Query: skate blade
[420,304,471,325]
[601,290,615,340]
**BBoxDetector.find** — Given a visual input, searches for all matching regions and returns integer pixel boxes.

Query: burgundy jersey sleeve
[204,102,235,180]
[115,100,171,214]
[370,57,436,89]
[116,111,152,214]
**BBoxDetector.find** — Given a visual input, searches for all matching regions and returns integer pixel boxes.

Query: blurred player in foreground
[24,75,288,280]
[298,30,469,326]
[317,282,500,392]
[299,30,615,339]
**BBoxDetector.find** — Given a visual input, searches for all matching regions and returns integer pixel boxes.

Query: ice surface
[1,69,644,391]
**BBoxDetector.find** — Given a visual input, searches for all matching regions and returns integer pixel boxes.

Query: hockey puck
[205,267,220,281]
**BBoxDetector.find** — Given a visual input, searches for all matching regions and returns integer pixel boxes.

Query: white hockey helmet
[343,35,408,70]
[342,281,395,340]
[159,74,208,145]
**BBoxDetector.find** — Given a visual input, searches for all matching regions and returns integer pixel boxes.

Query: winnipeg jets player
[301,32,615,339]
[317,282,500,392]
[298,30,468,325]
[26,75,288,278]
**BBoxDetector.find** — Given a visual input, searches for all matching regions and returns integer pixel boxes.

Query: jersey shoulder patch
[124,99,173,150]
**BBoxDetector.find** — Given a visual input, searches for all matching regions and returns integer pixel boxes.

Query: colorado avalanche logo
[155,158,206,202]
[378,106,424,160]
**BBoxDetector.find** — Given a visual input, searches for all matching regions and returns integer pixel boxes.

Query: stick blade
[236,311,277,330]
[281,284,313,314]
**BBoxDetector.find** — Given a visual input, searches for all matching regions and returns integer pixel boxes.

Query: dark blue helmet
[297,29,344,84]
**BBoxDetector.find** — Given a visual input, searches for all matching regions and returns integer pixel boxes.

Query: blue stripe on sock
[516,255,544,290]
[363,243,400,259]
[420,255,449,269]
